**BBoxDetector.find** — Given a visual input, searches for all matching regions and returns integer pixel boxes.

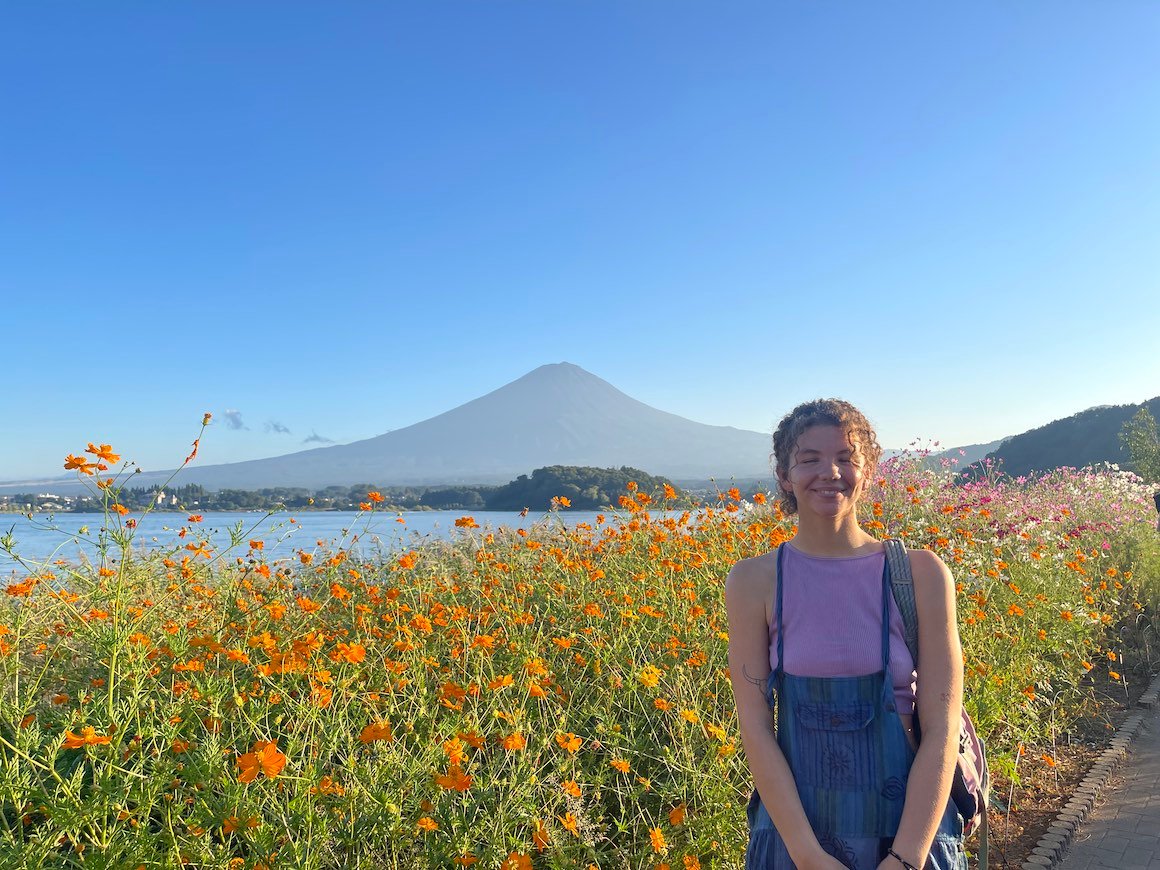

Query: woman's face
[781,424,866,518]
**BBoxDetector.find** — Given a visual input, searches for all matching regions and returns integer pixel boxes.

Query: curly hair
[771,398,882,514]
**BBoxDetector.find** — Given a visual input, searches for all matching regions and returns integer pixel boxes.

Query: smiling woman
[727,399,966,870]
[771,400,882,518]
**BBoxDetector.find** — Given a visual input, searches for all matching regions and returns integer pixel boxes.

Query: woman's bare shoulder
[907,547,957,618]
[907,547,954,589]
[725,550,779,604]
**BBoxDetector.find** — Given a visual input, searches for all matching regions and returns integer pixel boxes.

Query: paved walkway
[1055,704,1160,870]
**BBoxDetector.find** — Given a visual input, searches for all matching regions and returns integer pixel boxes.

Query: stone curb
[1018,671,1160,870]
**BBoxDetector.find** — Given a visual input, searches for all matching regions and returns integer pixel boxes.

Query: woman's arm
[882,549,964,869]
[725,556,847,870]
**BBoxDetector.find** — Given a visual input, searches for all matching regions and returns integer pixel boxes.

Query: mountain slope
[969,397,1160,478]
[3,363,774,493]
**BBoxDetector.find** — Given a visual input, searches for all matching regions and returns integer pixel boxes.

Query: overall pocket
[792,701,877,788]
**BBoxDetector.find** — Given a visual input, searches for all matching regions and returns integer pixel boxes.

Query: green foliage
[1117,519,1160,621]
[1119,407,1160,484]
[484,466,682,511]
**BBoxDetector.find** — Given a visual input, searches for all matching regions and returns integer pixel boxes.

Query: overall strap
[774,543,787,682]
[884,538,919,666]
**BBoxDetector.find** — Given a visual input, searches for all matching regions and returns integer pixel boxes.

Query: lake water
[0,509,606,574]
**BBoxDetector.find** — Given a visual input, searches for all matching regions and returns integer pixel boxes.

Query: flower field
[1,431,1158,869]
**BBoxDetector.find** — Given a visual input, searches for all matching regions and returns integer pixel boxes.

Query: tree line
[1,468,688,513]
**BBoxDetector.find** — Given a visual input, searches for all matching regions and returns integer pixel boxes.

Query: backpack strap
[885,538,989,866]
[884,538,919,666]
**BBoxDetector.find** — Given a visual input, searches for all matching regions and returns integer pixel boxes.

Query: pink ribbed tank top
[769,542,918,713]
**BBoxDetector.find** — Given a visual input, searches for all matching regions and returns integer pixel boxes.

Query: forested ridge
[969,396,1160,479]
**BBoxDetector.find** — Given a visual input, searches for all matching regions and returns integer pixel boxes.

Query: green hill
[968,397,1160,479]
[485,466,681,511]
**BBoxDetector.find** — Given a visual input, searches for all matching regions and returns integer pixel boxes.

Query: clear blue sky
[2,2,1158,482]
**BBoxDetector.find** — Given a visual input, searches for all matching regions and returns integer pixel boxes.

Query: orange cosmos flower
[638,665,662,688]
[62,726,112,749]
[311,684,333,709]
[332,642,367,664]
[458,730,485,749]
[469,634,496,652]
[6,578,38,597]
[501,732,527,751]
[367,491,384,502]
[532,817,550,851]
[668,803,687,826]
[1041,754,1056,767]
[454,516,479,528]
[310,776,346,796]
[434,764,472,792]
[558,812,580,837]
[500,854,532,870]
[439,681,467,709]
[610,758,630,773]
[555,732,582,753]
[63,454,96,475]
[222,815,259,834]
[237,740,287,783]
[561,780,581,797]
[85,443,120,463]
[417,817,439,833]
[649,827,667,853]
[359,722,393,744]
[443,737,468,765]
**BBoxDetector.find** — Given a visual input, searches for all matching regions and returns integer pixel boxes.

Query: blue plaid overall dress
[745,545,966,869]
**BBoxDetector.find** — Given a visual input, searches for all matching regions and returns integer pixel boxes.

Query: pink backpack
[884,540,991,857]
